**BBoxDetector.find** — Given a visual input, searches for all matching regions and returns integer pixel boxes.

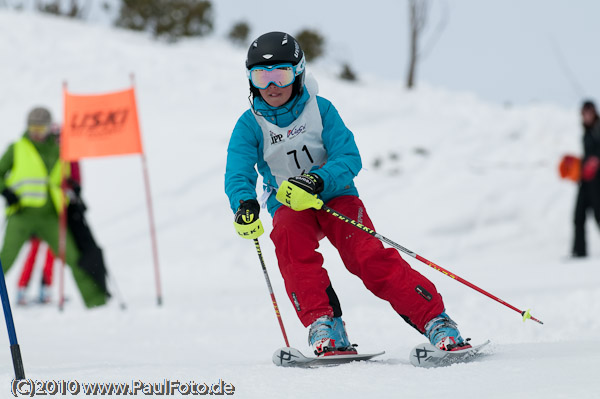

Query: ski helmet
[246,32,306,100]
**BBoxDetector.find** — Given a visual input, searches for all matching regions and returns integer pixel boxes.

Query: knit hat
[581,100,596,112]
[27,107,52,127]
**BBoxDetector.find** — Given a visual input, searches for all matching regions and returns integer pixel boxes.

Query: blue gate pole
[0,258,25,380]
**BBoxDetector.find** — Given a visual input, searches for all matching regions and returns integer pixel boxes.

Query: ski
[409,340,491,368]
[272,347,385,368]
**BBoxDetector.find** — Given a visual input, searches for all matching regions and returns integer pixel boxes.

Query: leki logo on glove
[234,219,264,239]
[275,181,323,211]
[241,210,256,224]
[238,224,261,236]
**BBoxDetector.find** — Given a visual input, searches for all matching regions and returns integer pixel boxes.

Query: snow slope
[0,10,599,399]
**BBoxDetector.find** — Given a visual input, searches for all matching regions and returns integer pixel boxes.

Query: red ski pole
[322,204,543,325]
[253,238,290,347]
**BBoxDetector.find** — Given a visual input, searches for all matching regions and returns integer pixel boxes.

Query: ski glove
[276,173,325,212]
[233,199,264,239]
[1,188,19,206]
[288,173,324,194]
[582,156,600,182]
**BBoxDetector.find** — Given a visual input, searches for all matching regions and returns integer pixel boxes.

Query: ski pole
[253,238,290,347]
[321,204,544,325]
[105,266,127,311]
[0,257,26,380]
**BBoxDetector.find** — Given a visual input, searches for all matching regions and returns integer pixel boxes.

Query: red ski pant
[18,237,55,288]
[271,196,445,332]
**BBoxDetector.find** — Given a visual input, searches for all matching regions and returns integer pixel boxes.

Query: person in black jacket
[572,100,600,257]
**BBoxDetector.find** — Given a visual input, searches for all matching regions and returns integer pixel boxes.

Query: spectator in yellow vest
[0,106,107,308]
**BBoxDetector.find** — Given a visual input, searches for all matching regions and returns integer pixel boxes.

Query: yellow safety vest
[5,137,70,215]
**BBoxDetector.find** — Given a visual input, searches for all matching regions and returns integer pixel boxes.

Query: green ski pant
[1,203,106,308]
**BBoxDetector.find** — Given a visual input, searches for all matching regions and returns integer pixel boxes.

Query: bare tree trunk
[68,0,79,17]
[406,0,428,89]
[407,2,418,89]
[68,0,92,18]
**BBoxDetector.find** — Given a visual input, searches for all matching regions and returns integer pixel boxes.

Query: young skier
[225,32,469,355]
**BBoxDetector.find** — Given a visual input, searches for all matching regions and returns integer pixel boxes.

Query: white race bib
[255,78,327,187]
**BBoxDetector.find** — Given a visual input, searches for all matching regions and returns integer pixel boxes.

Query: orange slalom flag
[61,87,143,161]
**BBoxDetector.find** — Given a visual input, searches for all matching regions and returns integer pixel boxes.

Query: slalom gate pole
[131,74,163,307]
[58,169,68,312]
[141,151,163,306]
[321,204,544,325]
[0,258,26,380]
[253,238,290,347]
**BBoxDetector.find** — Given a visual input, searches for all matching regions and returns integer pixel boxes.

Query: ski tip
[272,347,307,367]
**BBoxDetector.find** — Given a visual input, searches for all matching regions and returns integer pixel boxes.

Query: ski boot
[16,288,27,306]
[308,315,357,356]
[424,311,471,351]
[39,284,51,304]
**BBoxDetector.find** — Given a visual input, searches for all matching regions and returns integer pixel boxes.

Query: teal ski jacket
[225,78,362,217]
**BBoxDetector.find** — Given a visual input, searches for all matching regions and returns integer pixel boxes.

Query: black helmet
[246,32,306,100]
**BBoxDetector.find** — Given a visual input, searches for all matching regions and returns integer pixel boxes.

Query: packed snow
[0,10,599,399]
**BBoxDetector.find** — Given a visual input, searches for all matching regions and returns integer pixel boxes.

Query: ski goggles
[28,124,50,136]
[247,58,305,90]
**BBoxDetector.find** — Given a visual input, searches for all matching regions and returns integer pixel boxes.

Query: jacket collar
[252,74,318,126]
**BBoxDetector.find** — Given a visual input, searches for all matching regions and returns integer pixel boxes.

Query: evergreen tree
[296,29,325,62]
[228,21,250,46]
[115,0,213,41]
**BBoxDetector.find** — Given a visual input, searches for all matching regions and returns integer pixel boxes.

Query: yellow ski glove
[276,174,324,211]
[233,199,264,239]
